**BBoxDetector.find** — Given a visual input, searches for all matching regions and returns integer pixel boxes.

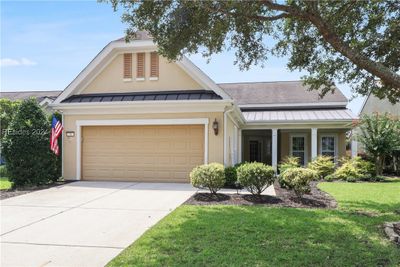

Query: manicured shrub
[190,163,225,194]
[279,156,300,174]
[333,157,376,182]
[236,162,275,195]
[352,157,376,178]
[324,174,336,182]
[2,99,61,187]
[307,156,335,179]
[279,167,318,197]
[224,163,245,189]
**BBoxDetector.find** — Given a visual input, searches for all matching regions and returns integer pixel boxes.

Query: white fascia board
[52,100,232,114]
[76,118,209,127]
[243,121,354,130]
[359,92,371,115]
[177,56,232,100]
[245,119,354,125]
[239,102,348,109]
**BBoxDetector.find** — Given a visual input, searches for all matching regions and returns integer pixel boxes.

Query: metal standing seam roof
[243,109,357,123]
[61,90,222,103]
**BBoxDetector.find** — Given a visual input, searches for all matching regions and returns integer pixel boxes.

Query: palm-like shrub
[279,167,318,197]
[237,162,275,196]
[279,156,300,174]
[190,163,225,194]
[307,156,335,179]
[333,157,376,182]
[358,113,400,175]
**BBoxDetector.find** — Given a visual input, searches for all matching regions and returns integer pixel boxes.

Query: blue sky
[1,1,365,113]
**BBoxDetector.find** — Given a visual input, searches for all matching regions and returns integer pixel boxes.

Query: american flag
[50,115,63,156]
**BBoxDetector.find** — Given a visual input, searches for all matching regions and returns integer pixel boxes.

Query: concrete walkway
[0,181,196,267]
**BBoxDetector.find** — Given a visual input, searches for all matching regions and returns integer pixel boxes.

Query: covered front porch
[235,109,357,171]
[240,128,349,170]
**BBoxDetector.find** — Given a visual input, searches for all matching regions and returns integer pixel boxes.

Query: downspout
[223,105,235,166]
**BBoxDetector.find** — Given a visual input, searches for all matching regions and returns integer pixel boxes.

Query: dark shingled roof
[0,90,61,102]
[218,81,348,106]
[61,90,222,103]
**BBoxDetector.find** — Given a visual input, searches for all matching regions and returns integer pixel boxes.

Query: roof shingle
[218,81,348,106]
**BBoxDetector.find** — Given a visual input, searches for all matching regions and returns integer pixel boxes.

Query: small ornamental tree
[2,98,61,187]
[358,113,400,175]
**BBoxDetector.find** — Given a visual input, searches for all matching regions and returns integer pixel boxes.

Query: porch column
[311,128,318,159]
[272,128,278,172]
[238,129,242,163]
[351,138,358,158]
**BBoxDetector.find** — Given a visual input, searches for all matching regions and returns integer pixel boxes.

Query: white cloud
[0,57,37,67]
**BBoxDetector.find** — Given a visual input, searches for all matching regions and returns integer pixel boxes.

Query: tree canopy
[106,0,400,103]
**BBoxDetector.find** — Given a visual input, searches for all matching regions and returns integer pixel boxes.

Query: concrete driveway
[0,181,196,267]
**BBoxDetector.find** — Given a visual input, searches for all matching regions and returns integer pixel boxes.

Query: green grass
[108,180,400,267]
[0,177,12,190]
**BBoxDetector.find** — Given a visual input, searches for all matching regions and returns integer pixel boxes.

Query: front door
[242,130,272,165]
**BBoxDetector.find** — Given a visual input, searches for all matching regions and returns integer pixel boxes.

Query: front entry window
[292,136,306,165]
[321,136,335,158]
[249,140,262,162]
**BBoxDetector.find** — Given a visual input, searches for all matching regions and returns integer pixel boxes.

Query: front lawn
[108,179,400,266]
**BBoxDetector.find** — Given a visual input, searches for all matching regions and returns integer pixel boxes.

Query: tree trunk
[261,1,400,90]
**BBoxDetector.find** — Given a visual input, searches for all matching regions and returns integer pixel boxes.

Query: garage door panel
[82,125,204,182]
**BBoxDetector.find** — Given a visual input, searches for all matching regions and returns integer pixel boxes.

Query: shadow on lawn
[109,206,400,267]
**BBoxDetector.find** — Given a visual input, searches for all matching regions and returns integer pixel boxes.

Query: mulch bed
[185,181,337,209]
[0,181,71,200]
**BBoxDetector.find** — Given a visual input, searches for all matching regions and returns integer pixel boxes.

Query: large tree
[106,0,400,103]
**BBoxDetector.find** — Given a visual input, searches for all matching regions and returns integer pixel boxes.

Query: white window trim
[75,118,209,180]
[319,133,338,160]
[149,77,158,81]
[289,133,308,165]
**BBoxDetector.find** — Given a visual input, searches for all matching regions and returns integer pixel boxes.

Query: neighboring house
[356,92,399,173]
[51,33,357,182]
[359,93,399,117]
[0,90,61,112]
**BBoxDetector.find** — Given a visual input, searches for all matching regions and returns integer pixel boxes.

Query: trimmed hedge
[190,163,225,194]
[279,167,318,197]
[237,162,275,195]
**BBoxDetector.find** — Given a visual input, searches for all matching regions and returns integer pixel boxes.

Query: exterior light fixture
[66,131,75,137]
[212,119,219,135]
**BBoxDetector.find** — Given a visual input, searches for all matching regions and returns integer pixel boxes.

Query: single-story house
[51,33,358,183]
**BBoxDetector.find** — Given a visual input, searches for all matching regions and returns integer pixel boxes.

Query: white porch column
[238,129,242,163]
[272,128,278,172]
[351,139,358,158]
[311,128,318,159]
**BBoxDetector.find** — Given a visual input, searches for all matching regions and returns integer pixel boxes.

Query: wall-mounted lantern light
[66,131,75,137]
[212,119,219,135]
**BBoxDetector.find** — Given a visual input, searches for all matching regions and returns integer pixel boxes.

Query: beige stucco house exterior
[51,33,357,182]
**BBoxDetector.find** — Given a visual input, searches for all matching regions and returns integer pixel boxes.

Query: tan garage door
[82,125,204,182]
